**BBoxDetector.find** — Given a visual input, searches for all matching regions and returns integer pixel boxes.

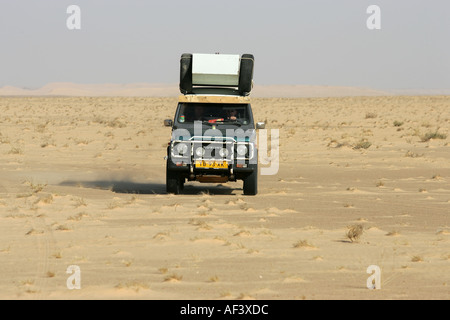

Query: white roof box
[179,53,254,96]
[192,53,240,86]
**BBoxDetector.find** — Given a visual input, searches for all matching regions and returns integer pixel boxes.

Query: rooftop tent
[193,53,240,87]
[179,53,254,96]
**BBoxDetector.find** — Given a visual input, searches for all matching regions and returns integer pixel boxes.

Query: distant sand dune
[3,82,449,97]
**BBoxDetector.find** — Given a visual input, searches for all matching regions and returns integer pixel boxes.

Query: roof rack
[178,94,250,104]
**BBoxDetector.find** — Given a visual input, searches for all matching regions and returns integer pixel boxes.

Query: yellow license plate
[195,160,228,168]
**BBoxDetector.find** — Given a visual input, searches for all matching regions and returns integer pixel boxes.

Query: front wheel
[243,169,257,196]
[166,168,181,194]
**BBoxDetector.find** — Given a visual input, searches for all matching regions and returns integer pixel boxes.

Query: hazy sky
[0,0,449,90]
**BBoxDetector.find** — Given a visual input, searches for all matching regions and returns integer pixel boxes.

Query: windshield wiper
[198,119,244,127]
[200,120,214,126]
[223,119,244,126]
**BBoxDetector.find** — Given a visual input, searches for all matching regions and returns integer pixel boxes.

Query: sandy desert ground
[0,95,448,300]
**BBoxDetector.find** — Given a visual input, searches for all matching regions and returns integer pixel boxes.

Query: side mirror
[256,122,265,129]
[164,119,173,127]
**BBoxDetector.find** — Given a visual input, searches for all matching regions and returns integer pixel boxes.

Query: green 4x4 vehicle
[164,53,265,195]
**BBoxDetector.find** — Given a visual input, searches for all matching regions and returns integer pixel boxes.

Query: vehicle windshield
[176,103,251,125]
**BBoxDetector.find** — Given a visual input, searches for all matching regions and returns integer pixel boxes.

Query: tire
[179,177,185,191]
[180,53,193,94]
[243,168,257,196]
[238,54,254,96]
[166,166,181,194]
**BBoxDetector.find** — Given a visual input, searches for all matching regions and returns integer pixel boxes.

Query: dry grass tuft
[386,231,400,237]
[353,139,372,150]
[8,147,23,155]
[37,194,53,204]
[376,181,385,187]
[25,180,47,194]
[365,112,377,119]
[25,228,44,236]
[189,219,212,230]
[346,224,364,242]
[153,232,170,240]
[107,200,122,210]
[293,240,315,249]
[121,260,133,267]
[107,118,126,128]
[237,293,256,300]
[164,273,183,282]
[67,212,88,221]
[405,150,424,158]
[421,131,447,142]
[233,230,251,237]
[73,197,87,208]
[55,224,71,231]
[115,281,149,292]
[158,267,168,274]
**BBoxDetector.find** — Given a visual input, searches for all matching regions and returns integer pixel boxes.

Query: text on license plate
[195,160,228,168]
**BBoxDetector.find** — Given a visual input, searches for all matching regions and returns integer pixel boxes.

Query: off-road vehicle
[164,53,265,195]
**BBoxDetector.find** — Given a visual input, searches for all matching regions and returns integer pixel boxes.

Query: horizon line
[1,82,450,98]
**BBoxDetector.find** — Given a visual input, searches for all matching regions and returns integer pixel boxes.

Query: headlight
[195,147,205,157]
[237,144,248,156]
[218,148,229,158]
[176,143,188,155]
